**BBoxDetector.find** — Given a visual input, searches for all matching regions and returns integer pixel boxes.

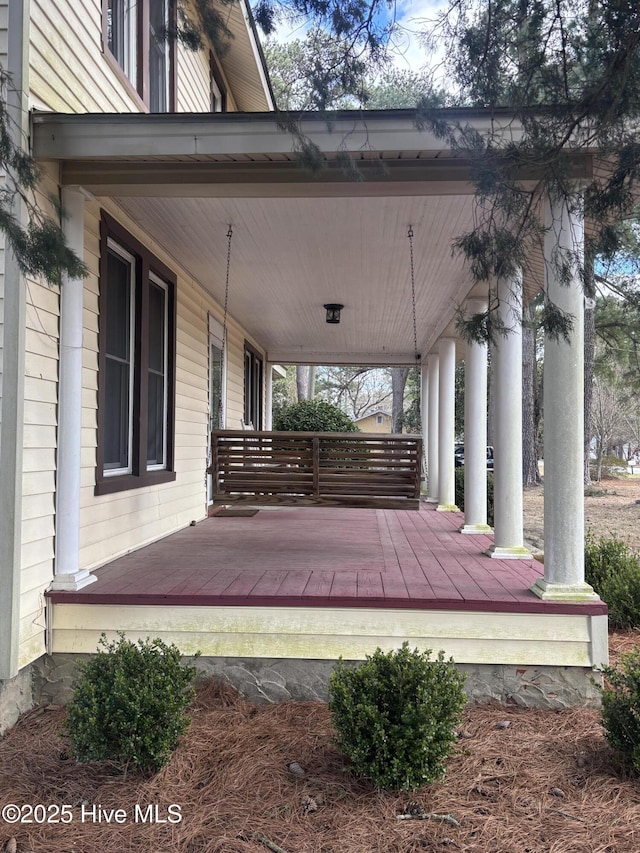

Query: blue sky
[270,0,448,74]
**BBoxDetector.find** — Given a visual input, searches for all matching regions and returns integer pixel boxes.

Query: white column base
[49,571,97,592]
[486,544,532,560]
[437,503,460,513]
[460,523,493,535]
[425,496,439,504]
[529,577,600,602]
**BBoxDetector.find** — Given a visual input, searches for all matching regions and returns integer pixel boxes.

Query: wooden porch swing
[208,227,423,510]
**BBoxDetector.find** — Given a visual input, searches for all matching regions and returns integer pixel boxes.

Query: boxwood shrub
[274,399,358,432]
[599,647,640,772]
[64,634,198,774]
[454,466,494,526]
[328,643,466,791]
[585,534,640,630]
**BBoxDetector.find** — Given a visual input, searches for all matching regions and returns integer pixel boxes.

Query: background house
[354,410,392,433]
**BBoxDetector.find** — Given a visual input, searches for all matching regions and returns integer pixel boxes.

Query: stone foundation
[16,653,601,712]
[0,666,36,735]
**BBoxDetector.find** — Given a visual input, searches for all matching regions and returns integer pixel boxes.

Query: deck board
[49,504,607,616]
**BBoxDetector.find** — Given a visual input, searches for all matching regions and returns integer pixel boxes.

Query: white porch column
[426,354,439,502]
[420,366,428,484]
[50,189,97,591]
[437,338,458,512]
[265,363,274,430]
[460,299,491,534]
[487,274,531,558]
[531,194,598,601]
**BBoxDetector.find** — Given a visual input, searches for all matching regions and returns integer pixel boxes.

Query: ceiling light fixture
[324,303,344,324]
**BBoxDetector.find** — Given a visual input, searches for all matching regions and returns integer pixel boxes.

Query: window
[97,213,176,495]
[104,0,176,112]
[376,414,384,424]
[243,342,263,429]
[209,52,227,112]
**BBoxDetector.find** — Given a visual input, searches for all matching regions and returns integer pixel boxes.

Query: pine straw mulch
[2,635,640,853]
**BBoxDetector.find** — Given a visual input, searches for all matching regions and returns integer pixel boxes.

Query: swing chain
[407,225,422,434]
[219,225,233,428]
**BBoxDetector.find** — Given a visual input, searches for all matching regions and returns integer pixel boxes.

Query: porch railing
[209,429,422,509]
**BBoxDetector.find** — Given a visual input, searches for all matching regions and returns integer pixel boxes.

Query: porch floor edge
[45,589,607,616]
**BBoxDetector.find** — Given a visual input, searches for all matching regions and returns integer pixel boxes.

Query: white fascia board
[32,109,526,162]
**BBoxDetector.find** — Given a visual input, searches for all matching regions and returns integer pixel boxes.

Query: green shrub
[591,454,628,479]
[601,564,640,631]
[585,534,640,629]
[328,642,466,791]
[599,647,640,772]
[274,399,358,432]
[454,466,494,526]
[64,634,198,774]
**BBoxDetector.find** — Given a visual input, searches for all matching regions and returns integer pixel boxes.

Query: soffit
[111,192,486,365]
[219,0,274,111]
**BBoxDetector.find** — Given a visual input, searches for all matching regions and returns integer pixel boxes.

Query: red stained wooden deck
[47,505,607,615]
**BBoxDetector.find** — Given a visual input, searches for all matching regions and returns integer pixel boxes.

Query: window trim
[103,238,136,477]
[96,212,177,496]
[209,51,228,112]
[243,341,263,429]
[146,272,170,471]
[102,0,177,112]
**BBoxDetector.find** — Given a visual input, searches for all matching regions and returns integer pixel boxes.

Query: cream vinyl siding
[49,605,609,673]
[30,0,238,114]
[176,44,239,113]
[29,0,143,112]
[78,199,263,571]
[176,45,211,113]
[18,167,61,667]
[0,0,6,415]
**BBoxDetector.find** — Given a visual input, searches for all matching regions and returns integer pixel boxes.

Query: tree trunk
[595,440,603,482]
[522,299,541,485]
[390,367,410,433]
[584,257,596,485]
[306,365,316,400]
[296,365,308,402]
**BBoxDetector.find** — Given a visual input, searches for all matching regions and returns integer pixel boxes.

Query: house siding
[14,183,264,666]
[0,0,7,416]
[18,167,62,667]
[29,0,141,112]
[29,0,227,114]
[76,200,262,573]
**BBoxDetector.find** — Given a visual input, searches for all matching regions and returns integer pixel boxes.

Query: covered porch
[46,502,607,707]
[33,108,606,703]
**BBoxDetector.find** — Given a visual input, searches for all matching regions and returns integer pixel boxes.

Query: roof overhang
[32,109,595,366]
[219,0,275,111]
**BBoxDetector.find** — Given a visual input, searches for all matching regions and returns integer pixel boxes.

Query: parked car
[454,444,494,469]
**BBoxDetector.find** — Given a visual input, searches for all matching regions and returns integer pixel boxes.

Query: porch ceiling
[113,192,477,365]
[34,109,569,364]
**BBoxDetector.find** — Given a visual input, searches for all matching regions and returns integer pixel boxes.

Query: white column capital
[465,297,488,315]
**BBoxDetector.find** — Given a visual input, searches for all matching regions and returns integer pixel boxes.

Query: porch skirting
[47,603,607,708]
